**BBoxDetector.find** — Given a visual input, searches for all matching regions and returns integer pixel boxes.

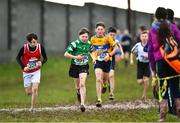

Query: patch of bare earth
[0,99,158,113]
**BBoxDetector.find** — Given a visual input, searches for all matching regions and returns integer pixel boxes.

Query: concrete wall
[44,2,66,52]
[69,5,89,43]
[11,0,42,50]
[0,0,8,51]
[1,0,180,62]
[116,8,127,30]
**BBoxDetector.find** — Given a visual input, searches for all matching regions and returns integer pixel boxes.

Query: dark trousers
[156,59,180,115]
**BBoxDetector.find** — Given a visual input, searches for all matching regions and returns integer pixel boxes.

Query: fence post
[40,0,44,45]
[7,0,12,50]
[113,7,117,28]
[127,0,131,33]
[87,3,93,35]
[65,4,70,47]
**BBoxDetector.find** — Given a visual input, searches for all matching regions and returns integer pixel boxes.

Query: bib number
[27,58,38,70]
[74,55,88,65]
[97,52,108,61]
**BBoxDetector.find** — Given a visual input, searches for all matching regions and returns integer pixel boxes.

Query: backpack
[160,35,180,74]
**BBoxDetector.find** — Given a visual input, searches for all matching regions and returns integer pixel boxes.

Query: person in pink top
[148,7,180,121]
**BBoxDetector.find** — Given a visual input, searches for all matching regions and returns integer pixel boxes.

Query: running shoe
[109,94,115,100]
[80,105,86,112]
[96,99,102,107]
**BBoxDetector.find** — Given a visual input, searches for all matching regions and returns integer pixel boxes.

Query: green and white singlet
[65,39,92,65]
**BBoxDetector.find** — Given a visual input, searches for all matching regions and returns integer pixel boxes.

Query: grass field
[0,56,179,122]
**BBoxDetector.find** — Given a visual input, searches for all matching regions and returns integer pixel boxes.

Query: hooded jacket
[148,20,180,71]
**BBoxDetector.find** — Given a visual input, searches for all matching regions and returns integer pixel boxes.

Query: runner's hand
[104,54,110,62]
[75,55,84,61]
[24,66,29,71]
[37,61,42,67]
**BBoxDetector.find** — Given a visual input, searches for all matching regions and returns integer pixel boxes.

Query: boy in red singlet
[16,33,47,111]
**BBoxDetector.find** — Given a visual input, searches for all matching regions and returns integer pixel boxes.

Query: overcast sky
[45,0,180,18]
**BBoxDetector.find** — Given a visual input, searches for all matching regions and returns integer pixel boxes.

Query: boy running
[16,33,47,111]
[90,22,116,107]
[64,27,92,112]
[130,31,150,100]
[107,27,124,100]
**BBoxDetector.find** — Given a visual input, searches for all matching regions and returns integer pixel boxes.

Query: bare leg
[95,68,103,101]
[31,83,39,109]
[102,71,109,94]
[103,72,109,83]
[73,78,81,102]
[124,52,129,67]
[137,79,143,85]
[137,79,144,99]
[79,73,87,105]
[73,78,80,90]
[142,77,149,100]
[25,86,32,96]
[108,70,115,97]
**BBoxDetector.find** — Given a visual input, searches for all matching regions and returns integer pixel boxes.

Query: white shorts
[23,70,41,87]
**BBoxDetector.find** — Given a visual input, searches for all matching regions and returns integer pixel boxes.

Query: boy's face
[28,38,38,47]
[140,33,148,43]
[79,33,89,42]
[95,26,105,37]
[108,32,116,38]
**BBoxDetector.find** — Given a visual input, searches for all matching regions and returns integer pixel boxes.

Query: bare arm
[130,53,134,65]
[64,52,83,61]
[117,42,124,57]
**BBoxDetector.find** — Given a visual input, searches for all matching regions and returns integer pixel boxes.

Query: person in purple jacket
[148,7,180,121]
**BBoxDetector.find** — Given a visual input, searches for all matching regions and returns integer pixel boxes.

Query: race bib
[141,55,149,61]
[74,55,88,65]
[97,52,108,61]
[27,58,38,70]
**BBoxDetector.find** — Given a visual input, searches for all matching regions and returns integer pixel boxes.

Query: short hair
[78,27,89,35]
[108,27,117,33]
[167,8,174,21]
[95,21,105,28]
[26,33,38,42]
[155,7,167,20]
[139,25,147,32]
[140,31,148,35]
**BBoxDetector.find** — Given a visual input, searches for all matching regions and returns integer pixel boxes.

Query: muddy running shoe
[102,83,107,94]
[29,108,36,113]
[80,105,86,112]
[77,89,81,103]
[96,99,102,107]
[109,94,115,100]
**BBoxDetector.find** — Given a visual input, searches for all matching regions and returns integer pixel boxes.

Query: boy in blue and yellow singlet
[90,22,116,107]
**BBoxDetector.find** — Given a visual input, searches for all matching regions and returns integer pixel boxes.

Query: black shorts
[69,64,89,78]
[156,59,180,99]
[122,46,130,53]
[137,61,150,79]
[94,60,111,73]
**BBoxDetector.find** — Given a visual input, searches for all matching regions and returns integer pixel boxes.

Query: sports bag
[160,35,180,73]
